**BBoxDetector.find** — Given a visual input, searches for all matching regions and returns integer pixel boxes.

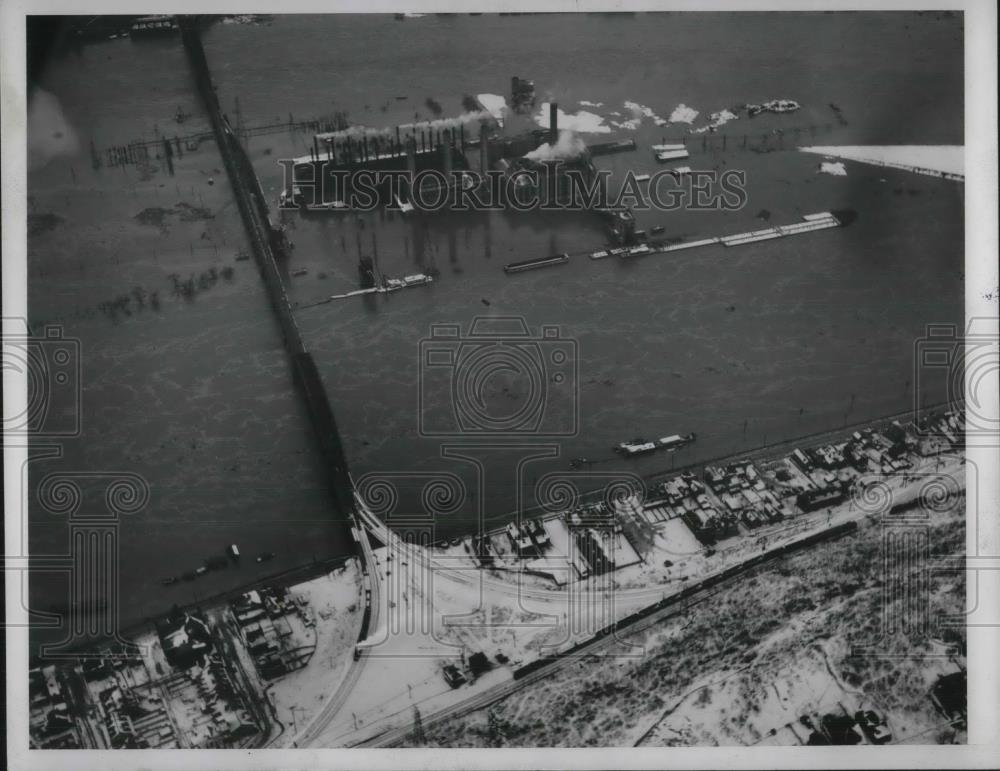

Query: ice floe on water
[668,104,699,124]
[534,102,612,134]
[690,108,739,134]
[476,93,508,126]
[578,100,604,108]
[623,100,669,127]
[610,117,642,130]
[819,161,848,176]
[799,145,964,178]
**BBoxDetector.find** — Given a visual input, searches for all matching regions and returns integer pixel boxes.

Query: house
[468,651,491,678]
[443,664,466,688]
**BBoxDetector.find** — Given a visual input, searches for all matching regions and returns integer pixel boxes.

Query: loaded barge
[615,432,696,458]
[504,253,570,274]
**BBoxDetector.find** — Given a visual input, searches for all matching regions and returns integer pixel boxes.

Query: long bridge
[179,17,356,524]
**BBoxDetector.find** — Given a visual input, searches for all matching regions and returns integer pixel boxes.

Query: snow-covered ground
[267,562,362,744]
[799,145,964,178]
[302,448,966,746]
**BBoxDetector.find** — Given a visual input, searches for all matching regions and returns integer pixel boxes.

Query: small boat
[256,552,276,563]
[195,566,208,576]
[291,269,308,277]
[228,544,241,559]
[651,225,666,235]
[161,577,177,586]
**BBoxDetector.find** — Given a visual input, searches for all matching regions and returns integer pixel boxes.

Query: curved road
[293,504,381,747]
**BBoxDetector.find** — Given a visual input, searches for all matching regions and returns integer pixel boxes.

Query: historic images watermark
[276,160,748,214]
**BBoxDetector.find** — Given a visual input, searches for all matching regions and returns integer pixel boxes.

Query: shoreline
[30,399,960,662]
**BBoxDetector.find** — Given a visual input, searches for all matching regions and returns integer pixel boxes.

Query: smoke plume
[524,130,587,162]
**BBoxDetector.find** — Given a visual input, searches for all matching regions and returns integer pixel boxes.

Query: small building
[930,670,967,722]
[796,487,845,512]
[791,448,813,472]
[575,529,615,576]
[443,664,466,688]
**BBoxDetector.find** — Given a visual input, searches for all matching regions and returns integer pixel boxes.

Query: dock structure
[517,212,842,273]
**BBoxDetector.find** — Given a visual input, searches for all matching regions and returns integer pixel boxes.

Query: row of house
[28,666,81,749]
[232,588,297,680]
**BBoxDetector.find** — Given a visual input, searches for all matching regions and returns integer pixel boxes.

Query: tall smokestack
[406,136,417,203]
[362,135,369,162]
[549,102,558,145]
[396,126,402,156]
[479,124,488,172]
[442,130,453,181]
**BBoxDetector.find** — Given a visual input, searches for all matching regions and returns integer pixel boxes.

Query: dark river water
[27,12,963,644]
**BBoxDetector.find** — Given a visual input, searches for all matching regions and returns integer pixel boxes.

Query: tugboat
[256,552,276,564]
[228,544,241,560]
[161,576,178,586]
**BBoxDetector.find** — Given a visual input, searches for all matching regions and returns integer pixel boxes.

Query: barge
[615,431,696,457]
[504,253,570,274]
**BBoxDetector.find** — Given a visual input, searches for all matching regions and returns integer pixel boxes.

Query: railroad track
[353,520,860,747]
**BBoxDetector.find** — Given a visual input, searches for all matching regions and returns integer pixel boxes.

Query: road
[292,503,381,746]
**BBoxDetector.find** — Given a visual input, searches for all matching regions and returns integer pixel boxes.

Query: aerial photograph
[8,7,988,758]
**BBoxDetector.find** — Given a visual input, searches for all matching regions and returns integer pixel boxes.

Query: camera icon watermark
[2,323,81,437]
[418,316,578,437]
[913,317,999,442]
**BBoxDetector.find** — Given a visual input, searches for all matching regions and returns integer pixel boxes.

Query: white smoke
[28,89,79,170]
[524,130,587,162]
[317,111,492,143]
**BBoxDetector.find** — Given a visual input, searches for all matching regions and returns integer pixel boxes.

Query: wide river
[27,12,963,641]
